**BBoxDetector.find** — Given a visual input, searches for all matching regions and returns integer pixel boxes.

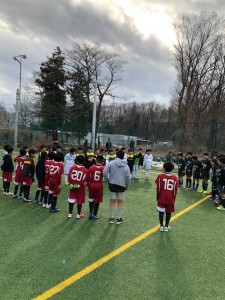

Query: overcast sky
[0,0,224,110]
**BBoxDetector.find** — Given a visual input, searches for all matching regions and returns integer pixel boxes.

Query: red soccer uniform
[44,159,53,189]
[14,156,26,185]
[48,161,64,196]
[88,165,104,203]
[68,165,89,205]
[155,173,178,213]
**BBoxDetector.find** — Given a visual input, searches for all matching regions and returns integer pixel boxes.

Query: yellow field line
[33,195,210,300]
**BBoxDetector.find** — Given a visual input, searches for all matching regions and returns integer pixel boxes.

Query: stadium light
[13,54,27,149]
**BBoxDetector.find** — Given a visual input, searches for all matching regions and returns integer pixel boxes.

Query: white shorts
[109,191,125,200]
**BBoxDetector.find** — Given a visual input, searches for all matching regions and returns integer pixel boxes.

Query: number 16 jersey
[155,173,178,205]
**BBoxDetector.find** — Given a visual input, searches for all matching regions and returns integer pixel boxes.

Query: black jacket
[36,158,46,184]
[1,154,14,173]
[22,157,35,178]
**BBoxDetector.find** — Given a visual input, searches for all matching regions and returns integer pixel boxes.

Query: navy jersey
[201,159,212,179]
[192,161,202,179]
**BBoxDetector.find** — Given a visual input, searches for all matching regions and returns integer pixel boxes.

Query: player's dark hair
[192,155,198,160]
[7,146,13,154]
[109,149,114,153]
[4,144,10,151]
[54,152,64,162]
[163,162,174,172]
[19,148,27,156]
[212,158,219,166]
[217,154,225,159]
[70,147,76,153]
[116,150,125,159]
[177,152,183,157]
[77,146,83,151]
[138,148,142,151]
[218,157,225,164]
[121,147,125,150]
[22,145,28,150]
[48,151,55,160]
[40,151,48,159]
[146,149,151,152]
[88,146,93,150]
[187,152,192,155]
[76,154,85,165]
[96,155,104,164]
[28,149,37,156]
[128,149,133,152]
[203,152,209,156]
[40,144,46,150]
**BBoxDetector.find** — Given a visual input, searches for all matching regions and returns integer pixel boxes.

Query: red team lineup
[1,143,178,230]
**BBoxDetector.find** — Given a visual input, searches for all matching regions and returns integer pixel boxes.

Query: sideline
[33,195,210,300]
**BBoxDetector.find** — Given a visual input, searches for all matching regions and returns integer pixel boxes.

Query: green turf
[0,170,223,300]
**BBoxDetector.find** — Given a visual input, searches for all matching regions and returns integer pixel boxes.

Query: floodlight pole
[91,79,97,150]
[13,54,27,149]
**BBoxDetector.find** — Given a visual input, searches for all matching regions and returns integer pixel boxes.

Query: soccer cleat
[217,205,225,211]
[33,200,39,204]
[38,200,43,205]
[209,197,215,201]
[42,203,46,208]
[5,192,13,196]
[202,191,208,194]
[23,198,32,202]
[108,218,115,224]
[164,226,171,232]
[160,226,164,232]
[92,214,100,220]
[67,213,72,218]
[116,218,124,224]
[76,213,85,219]
[18,195,23,199]
[46,204,51,209]
[88,213,93,219]
[198,190,203,193]
[13,194,18,198]
[50,208,60,213]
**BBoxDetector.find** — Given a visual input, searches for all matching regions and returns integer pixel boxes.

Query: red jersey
[48,161,64,184]
[155,173,178,205]
[14,156,26,174]
[88,165,104,184]
[68,165,88,185]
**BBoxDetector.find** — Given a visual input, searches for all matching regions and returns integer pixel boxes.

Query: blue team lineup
[1,138,223,231]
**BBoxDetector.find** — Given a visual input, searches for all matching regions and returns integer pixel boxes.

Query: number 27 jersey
[155,173,178,205]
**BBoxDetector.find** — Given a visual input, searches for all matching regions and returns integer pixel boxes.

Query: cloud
[0,0,224,110]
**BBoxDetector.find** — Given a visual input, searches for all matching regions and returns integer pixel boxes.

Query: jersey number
[162,179,174,190]
[71,170,84,181]
[94,171,101,181]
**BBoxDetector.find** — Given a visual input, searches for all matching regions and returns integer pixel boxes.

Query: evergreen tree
[35,47,67,131]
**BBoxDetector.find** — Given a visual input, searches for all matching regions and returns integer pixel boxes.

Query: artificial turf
[0,169,223,300]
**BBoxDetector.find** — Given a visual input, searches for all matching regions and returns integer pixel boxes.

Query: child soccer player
[185,152,193,189]
[177,152,185,187]
[1,144,10,191]
[21,149,36,202]
[105,149,115,165]
[43,151,55,208]
[133,152,143,179]
[64,147,76,184]
[75,147,85,164]
[48,152,64,212]
[127,149,134,177]
[88,155,104,220]
[143,149,153,179]
[216,157,225,211]
[192,156,202,191]
[33,151,48,204]
[210,158,219,201]
[67,155,89,219]
[85,146,96,169]
[1,146,14,195]
[200,152,212,194]
[13,148,27,198]
[155,162,178,232]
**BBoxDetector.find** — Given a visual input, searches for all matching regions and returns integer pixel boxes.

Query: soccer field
[1,170,224,300]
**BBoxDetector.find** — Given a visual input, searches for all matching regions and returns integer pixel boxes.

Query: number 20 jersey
[155,173,178,205]
[68,165,89,185]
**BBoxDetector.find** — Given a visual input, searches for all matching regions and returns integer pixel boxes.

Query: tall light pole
[13,54,27,149]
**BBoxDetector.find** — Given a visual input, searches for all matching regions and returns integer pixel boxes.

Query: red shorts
[14,172,22,185]
[68,185,85,205]
[157,202,174,213]
[37,182,45,190]
[21,177,33,187]
[88,183,103,203]
[48,179,61,196]
[2,171,12,182]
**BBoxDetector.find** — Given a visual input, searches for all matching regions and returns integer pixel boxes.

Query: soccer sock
[195,183,199,190]
[165,213,171,227]
[51,196,57,210]
[77,204,82,214]
[6,182,10,193]
[35,190,41,201]
[180,178,183,186]
[187,178,191,188]
[14,185,19,195]
[48,193,53,205]
[40,190,45,201]
[19,186,23,197]
[110,207,115,218]
[44,191,49,204]
[3,181,7,192]
[89,202,94,214]
[192,181,195,189]
[186,178,188,187]
[93,203,99,216]
[159,212,164,226]
[68,203,74,214]
[27,186,30,199]
[117,207,122,219]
